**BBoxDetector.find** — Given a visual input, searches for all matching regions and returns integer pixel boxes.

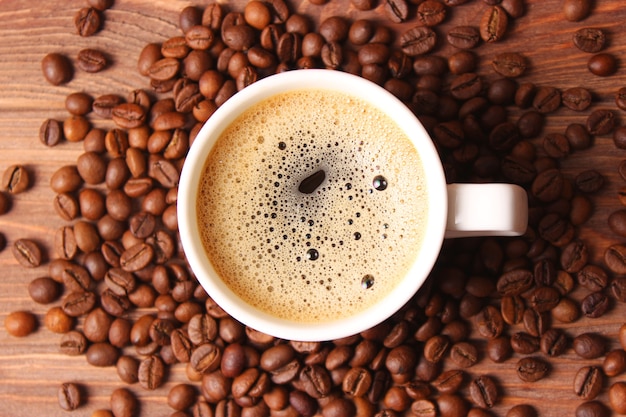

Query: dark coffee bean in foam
[197,89,428,323]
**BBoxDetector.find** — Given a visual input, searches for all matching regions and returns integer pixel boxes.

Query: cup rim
[178,69,448,341]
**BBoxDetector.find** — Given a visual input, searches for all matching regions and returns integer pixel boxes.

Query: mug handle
[445,183,528,238]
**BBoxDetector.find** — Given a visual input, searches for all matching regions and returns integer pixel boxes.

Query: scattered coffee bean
[77,48,108,73]
[41,53,72,85]
[4,310,37,337]
[58,382,82,411]
[588,53,618,76]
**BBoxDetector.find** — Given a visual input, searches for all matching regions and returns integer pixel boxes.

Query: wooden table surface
[1,0,626,416]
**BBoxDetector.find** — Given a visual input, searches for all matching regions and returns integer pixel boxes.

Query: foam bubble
[197,89,428,323]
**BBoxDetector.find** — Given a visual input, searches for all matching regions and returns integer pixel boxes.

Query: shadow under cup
[178,69,448,342]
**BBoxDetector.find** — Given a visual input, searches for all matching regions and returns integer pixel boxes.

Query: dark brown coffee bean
[77,48,107,73]
[480,6,508,42]
[41,52,72,85]
[574,366,603,400]
[75,7,100,36]
[93,94,124,119]
[542,133,570,158]
[561,87,592,111]
[400,26,437,56]
[564,0,591,22]
[588,53,618,76]
[577,265,608,292]
[587,109,615,136]
[60,330,88,355]
[86,341,119,367]
[58,382,81,411]
[566,123,593,150]
[119,242,154,272]
[575,401,610,417]
[437,394,469,417]
[531,169,564,202]
[516,357,549,382]
[540,328,568,357]
[473,305,503,339]
[191,343,221,374]
[560,240,589,273]
[573,333,606,359]
[449,341,478,368]
[450,73,482,100]
[511,332,540,354]
[12,238,42,268]
[416,0,446,26]
[447,26,480,49]
[469,376,498,408]
[492,52,526,77]
[497,269,533,296]
[533,86,561,113]
[605,244,626,274]
[573,28,606,53]
[581,291,610,318]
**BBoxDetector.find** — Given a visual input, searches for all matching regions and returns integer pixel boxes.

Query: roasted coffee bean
[58,382,81,411]
[511,332,540,354]
[528,286,560,312]
[573,333,606,359]
[561,87,592,111]
[383,0,409,23]
[39,118,63,146]
[603,349,626,377]
[563,0,591,21]
[492,52,526,77]
[4,310,37,337]
[77,48,107,73]
[450,73,482,100]
[581,291,610,318]
[75,7,100,36]
[400,26,437,56]
[533,86,561,113]
[522,309,548,337]
[497,269,533,296]
[319,16,349,43]
[2,164,28,194]
[532,169,564,202]
[587,109,615,136]
[560,240,588,273]
[474,305,503,339]
[573,28,606,56]
[112,103,147,129]
[605,244,626,274]
[540,328,568,357]
[93,94,124,119]
[65,92,94,116]
[12,238,42,268]
[588,53,618,76]
[86,342,119,367]
[416,0,446,26]
[480,6,508,42]
[575,401,610,417]
[486,336,511,363]
[542,133,570,158]
[60,330,88,355]
[28,276,61,304]
[449,341,478,368]
[111,387,138,417]
[469,376,498,408]
[431,369,464,394]
[138,355,166,389]
[120,242,154,272]
[41,52,72,85]
[574,366,603,400]
[437,394,469,417]
[447,26,480,49]
[577,264,608,291]
[566,123,593,150]
[516,357,549,382]
[608,210,626,239]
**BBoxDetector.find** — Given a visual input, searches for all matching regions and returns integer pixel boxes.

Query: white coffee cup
[178,69,527,342]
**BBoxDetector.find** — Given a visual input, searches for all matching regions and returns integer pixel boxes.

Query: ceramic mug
[178,69,527,341]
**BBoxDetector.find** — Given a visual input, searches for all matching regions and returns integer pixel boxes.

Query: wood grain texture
[1,0,626,416]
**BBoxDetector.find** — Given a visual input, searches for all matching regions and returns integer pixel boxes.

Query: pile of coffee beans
[4,0,626,416]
